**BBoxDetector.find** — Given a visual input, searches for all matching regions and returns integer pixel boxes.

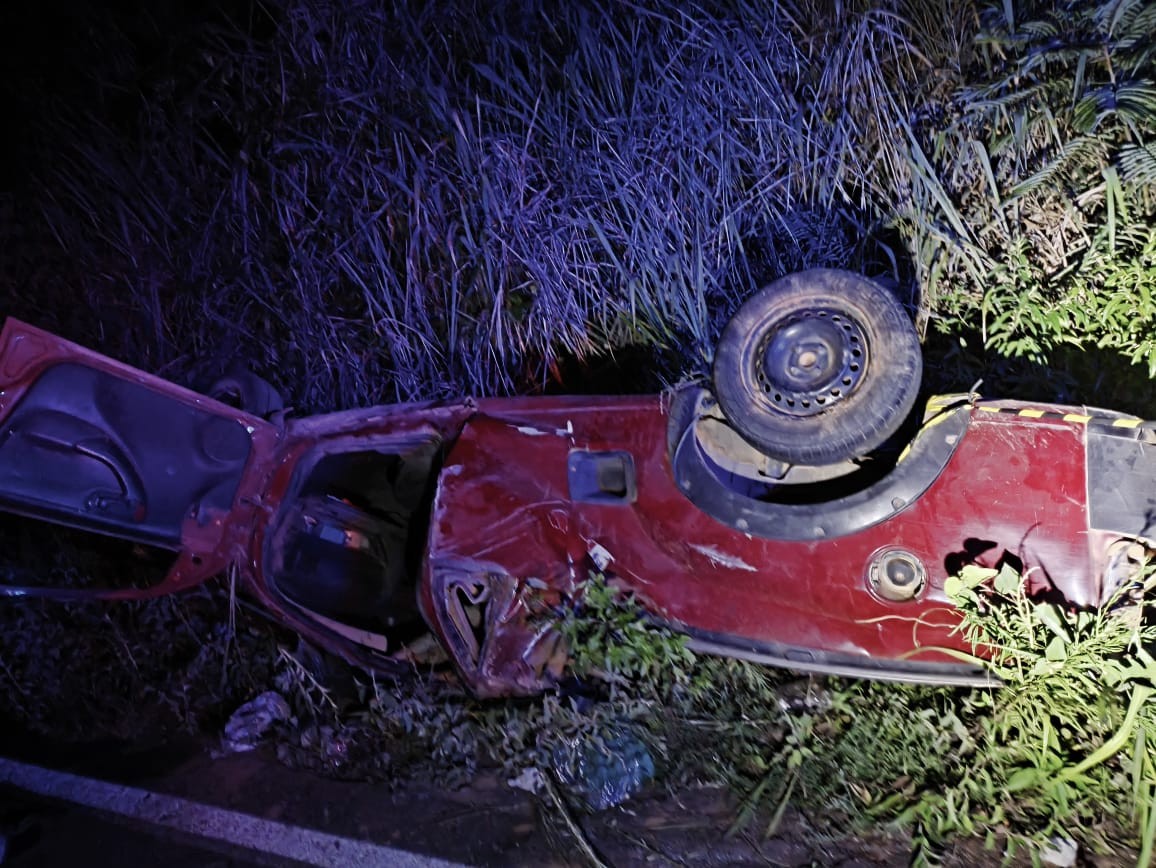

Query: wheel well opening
[669,386,968,541]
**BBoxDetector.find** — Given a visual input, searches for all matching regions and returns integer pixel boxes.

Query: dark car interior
[265,437,442,635]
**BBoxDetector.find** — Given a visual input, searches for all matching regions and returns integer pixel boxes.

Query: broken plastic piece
[551,730,655,811]
[219,691,292,754]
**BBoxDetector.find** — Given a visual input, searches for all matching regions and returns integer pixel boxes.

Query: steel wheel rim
[754,309,868,418]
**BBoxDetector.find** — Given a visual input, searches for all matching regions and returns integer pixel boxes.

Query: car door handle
[568,450,637,504]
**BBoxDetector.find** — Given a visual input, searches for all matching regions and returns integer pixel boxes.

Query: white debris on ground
[1040,835,1078,868]
[217,691,292,755]
[507,766,546,794]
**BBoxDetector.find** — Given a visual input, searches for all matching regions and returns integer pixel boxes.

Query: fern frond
[1008,135,1107,200]
[1119,142,1156,186]
[1115,81,1156,128]
[1099,0,1156,39]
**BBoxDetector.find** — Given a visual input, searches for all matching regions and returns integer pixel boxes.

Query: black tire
[712,269,922,466]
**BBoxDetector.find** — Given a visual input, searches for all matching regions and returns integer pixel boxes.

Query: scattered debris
[218,691,292,755]
[507,766,546,795]
[275,720,394,780]
[551,730,655,812]
[1040,836,1078,868]
[539,769,612,868]
[586,543,613,573]
[775,679,831,715]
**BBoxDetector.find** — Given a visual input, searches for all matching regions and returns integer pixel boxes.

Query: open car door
[0,319,279,599]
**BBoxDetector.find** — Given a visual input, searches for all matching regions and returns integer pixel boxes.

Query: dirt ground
[0,738,914,867]
[3,730,1134,868]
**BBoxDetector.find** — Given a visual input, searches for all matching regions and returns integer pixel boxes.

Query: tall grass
[24,0,970,410]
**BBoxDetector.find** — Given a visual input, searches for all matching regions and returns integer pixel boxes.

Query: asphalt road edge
[0,756,467,868]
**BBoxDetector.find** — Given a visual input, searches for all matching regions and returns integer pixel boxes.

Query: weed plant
[784,564,1156,864]
[905,0,1156,374]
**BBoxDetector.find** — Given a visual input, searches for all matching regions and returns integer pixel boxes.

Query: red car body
[0,318,1150,696]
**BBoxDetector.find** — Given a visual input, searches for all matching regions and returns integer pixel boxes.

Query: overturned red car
[0,270,1150,697]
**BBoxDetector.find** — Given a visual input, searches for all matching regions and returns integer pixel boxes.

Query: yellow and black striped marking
[974,404,1153,433]
[924,394,1155,436]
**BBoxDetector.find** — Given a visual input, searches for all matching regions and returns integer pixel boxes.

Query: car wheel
[713,269,922,466]
[209,369,285,419]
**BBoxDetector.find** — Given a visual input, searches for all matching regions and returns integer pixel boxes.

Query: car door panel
[0,319,278,598]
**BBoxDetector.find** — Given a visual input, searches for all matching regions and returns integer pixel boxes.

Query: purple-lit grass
[31,0,963,410]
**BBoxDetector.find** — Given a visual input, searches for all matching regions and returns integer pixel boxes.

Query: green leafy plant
[557,574,697,699]
[982,224,1156,376]
[791,561,1156,864]
[929,562,1156,861]
[902,0,1156,398]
